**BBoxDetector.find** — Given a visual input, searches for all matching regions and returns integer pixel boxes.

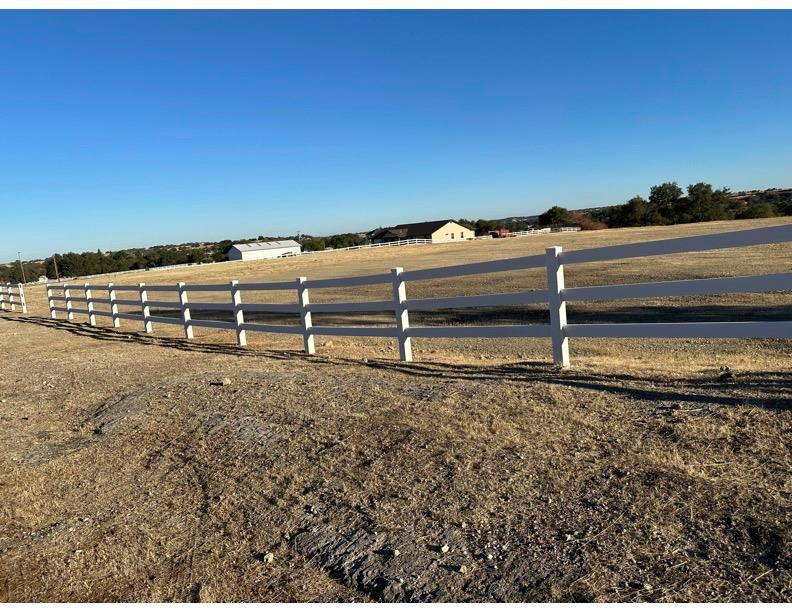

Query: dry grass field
[1,218,790,602]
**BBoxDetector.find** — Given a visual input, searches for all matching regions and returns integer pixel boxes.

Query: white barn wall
[233,246,301,261]
[228,240,302,262]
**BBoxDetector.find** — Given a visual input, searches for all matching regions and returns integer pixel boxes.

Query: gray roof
[368,219,471,240]
[231,240,301,252]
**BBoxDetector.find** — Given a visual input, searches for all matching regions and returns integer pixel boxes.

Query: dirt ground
[1,218,790,601]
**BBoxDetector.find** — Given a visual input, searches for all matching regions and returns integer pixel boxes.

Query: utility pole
[17,251,26,284]
[52,254,60,281]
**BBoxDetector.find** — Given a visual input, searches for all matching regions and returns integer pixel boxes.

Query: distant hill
[730,187,792,207]
[499,204,615,226]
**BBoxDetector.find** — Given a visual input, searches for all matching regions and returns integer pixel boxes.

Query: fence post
[47,285,56,319]
[545,246,570,368]
[139,282,153,333]
[390,267,413,362]
[296,277,315,355]
[178,282,194,339]
[18,284,27,314]
[84,283,96,326]
[0,284,5,311]
[64,286,74,321]
[7,284,15,312]
[108,283,120,328]
[230,280,246,347]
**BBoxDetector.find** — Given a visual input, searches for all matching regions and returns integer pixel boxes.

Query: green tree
[648,182,683,222]
[685,183,730,222]
[326,233,367,249]
[538,206,571,226]
[212,240,234,262]
[472,218,499,234]
[738,201,777,219]
[763,190,792,215]
[300,237,326,252]
[622,196,648,226]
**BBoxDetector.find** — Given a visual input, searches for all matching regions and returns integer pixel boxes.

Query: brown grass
[1,218,790,601]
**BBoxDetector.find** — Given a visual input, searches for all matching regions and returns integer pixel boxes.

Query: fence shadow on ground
[131,302,792,328]
[10,315,792,411]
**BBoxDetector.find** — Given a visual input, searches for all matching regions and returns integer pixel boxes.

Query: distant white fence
[0,283,27,314]
[496,226,580,238]
[503,228,552,237]
[300,238,434,255]
[45,224,792,367]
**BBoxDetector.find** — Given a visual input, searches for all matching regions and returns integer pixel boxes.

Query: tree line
[536,183,791,230]
[0,232,370,283]
[0,261,45,284]
[458,210,606,234]
[0,245,219,284]
[298,233,368,252]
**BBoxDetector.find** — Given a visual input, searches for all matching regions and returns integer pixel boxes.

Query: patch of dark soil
[289,515,581,602]
[187,582,202,603]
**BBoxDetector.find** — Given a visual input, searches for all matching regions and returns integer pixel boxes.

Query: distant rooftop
[231,240,301,252]
[368,219,470,240]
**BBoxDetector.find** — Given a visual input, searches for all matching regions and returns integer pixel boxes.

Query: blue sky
[1,10,791,261]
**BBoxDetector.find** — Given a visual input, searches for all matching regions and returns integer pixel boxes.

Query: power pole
[52,254,60,281]
[17,251,26,284]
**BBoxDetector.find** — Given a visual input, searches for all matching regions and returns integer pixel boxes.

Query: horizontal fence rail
[42,224,792,367]
[0,283,27,314]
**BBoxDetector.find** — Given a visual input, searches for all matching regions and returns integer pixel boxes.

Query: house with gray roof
[367,220,474,244]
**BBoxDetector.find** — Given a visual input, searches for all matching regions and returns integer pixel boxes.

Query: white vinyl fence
[499,227,580,238]
[503,228,552,238]
[45,224,792,367]
[300,238,434,255]
[0,283,27,314]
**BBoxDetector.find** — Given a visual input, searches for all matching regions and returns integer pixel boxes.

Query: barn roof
[391,219,456,236]
[231,240,301,252]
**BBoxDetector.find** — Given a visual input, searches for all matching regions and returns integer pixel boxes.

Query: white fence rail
[502,227,580,238]
[45,224,792,367]
[503,228,552,238]
[0,283,27,314]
